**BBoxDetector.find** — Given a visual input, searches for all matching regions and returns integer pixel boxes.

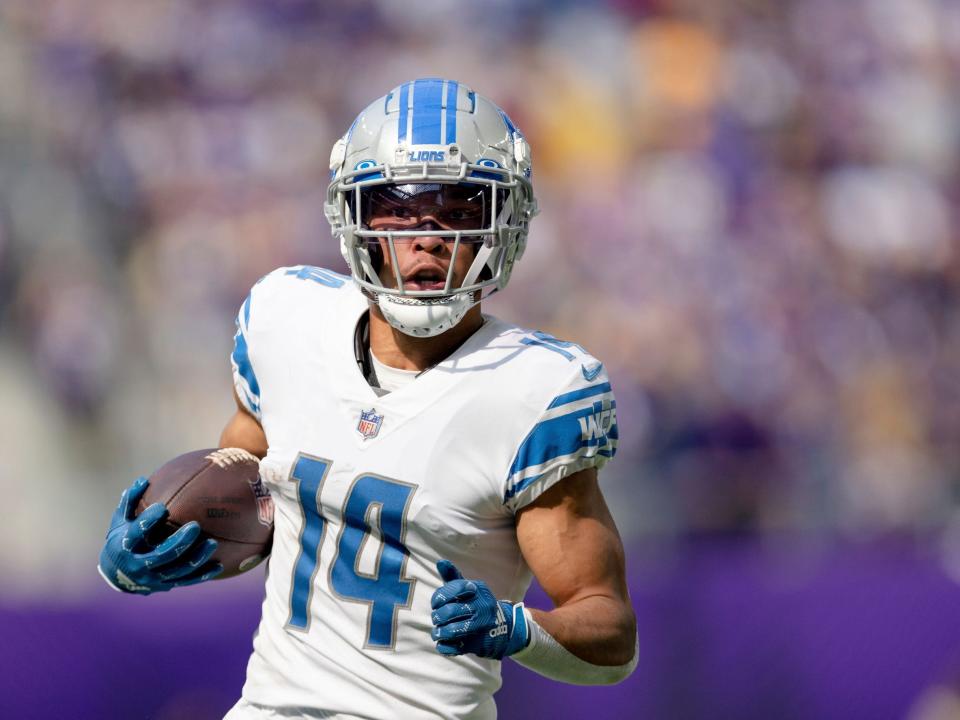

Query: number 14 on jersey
[286,454,417,650]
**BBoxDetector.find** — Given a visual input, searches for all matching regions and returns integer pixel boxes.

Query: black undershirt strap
[354,308,481,388]
[353,310,381,389]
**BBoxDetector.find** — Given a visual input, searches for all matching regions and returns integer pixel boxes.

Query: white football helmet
[325,78,538,337]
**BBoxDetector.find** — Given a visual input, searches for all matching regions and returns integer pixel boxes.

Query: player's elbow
[604,603,638,667]
[574,595,637,668]
[594,625,638,686]
[577,632,639,686]
[582,604,638,685]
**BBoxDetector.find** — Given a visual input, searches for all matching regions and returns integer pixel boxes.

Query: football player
[99,78,637,719]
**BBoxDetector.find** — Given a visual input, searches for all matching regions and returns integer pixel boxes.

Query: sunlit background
[3,0,960,718]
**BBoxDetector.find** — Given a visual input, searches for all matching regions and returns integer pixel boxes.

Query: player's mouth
[403,267,448,291]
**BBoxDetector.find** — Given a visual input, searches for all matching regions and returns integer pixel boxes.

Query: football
[136,447,274,578]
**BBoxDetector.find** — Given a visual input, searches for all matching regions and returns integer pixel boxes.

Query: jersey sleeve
[230,265,350,422]
[231,286,262,421]
[503,362,618,513]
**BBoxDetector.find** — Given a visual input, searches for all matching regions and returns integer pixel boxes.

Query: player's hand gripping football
[430,560,529,659]
[97,476,223,595]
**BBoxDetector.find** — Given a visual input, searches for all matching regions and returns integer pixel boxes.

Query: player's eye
[444,209,474,221]
[439,206,483,225]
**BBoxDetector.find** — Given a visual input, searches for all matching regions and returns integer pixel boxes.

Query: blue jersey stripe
[505,440,618,501]
[505,441,619,502]
[504,471,546,501]
[238,384,259,416]
[231,327,261,413]
[508,402,617,479]
[444,80,458,144]
[547,382,612,410]
[241,294,251,331]
[397,82,410,143]
[412,78,443,145]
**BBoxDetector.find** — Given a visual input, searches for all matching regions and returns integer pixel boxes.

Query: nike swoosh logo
[581,362,604,381]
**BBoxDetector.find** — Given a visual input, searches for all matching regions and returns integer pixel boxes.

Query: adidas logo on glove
[488,604,509,638]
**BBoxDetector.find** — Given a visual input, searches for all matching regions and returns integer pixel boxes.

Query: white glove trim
[97,563,124,593]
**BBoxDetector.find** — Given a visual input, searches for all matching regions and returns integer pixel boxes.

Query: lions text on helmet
[325,78,538,338]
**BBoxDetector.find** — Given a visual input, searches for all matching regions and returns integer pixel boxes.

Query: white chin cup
[377,292,474,338]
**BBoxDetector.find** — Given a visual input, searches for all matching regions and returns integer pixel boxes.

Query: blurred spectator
[1,0,959,593]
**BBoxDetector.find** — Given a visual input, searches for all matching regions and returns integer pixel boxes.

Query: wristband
[510,608,638,685]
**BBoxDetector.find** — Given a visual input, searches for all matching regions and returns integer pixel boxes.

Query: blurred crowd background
[2,0,960,716]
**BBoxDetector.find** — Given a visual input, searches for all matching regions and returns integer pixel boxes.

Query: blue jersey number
[284,266,346,288]
[520,330,585,361]
[331,475,416,647]
[288,456,331,630]
[287,455,416,650]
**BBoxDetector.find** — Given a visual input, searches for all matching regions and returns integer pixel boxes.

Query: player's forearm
[527,593,636,666]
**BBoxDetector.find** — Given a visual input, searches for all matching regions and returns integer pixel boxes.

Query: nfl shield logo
[357,408,384,440]
[247,475,274,527]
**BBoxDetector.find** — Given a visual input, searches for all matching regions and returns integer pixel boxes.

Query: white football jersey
[229,266,618,720]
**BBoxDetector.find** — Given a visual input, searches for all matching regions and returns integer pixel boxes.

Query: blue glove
[98,476,222,595]
[430,559,529,659]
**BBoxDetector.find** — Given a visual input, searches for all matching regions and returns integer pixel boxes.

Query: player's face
[364,184,489,292]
